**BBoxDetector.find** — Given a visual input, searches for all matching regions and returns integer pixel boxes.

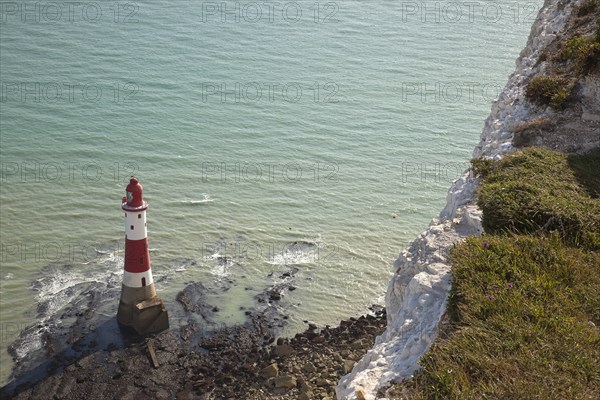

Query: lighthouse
[117,178,169,335]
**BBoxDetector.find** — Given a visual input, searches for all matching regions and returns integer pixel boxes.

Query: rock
[176,282,216,321]
[305,331,318,340]
[76,353,97,369]
[316,378,330,387]
[298,391,312,400]
[272,344,293,357]
[3,285,388,400]
[343,360,355,374]
[274,375,297,389]
[582,112,600,122]
[312,335,326,344]
[303,363,317,373]
[356,389,367,400]
[269,291,281,301]
[260,363,279,378]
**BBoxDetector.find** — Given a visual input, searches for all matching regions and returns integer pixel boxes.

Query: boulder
[274,375,297,389]
[260,363,278,379]
[272,344,293,357]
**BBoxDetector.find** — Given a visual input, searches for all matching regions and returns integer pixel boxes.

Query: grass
[477,148,600,249]
[390,148,600,399]
[512,117,553,134]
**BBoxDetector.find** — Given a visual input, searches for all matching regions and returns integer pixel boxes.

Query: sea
[0,0,542,386]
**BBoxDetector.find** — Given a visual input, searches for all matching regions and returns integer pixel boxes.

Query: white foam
[267,237,323,266]
[9,248,126,359]
[178,194,214,204]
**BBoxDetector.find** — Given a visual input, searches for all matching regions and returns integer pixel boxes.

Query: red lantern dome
[123,178,147,210]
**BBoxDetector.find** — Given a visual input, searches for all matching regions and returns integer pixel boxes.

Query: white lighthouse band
[124,209,148,241]
[122,269,154,288]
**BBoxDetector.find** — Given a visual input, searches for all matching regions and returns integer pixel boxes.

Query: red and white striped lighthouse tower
[117,178,169,334]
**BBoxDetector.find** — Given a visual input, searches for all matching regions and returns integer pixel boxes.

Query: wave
[176,194,214,205]
[268,240,320,266]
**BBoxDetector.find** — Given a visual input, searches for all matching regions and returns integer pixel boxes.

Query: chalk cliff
[337,0,599,398]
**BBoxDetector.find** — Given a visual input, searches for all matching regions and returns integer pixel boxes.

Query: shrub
[578,42,600,73]
[559,34,600,74]
[525,76,573,109]
[512,117,553,134]
[559,36,591,60]
[470,157,494,179]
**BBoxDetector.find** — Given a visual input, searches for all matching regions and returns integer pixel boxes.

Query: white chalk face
[126,191,133,203]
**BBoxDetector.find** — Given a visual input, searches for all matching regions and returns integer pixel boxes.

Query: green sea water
[0,0,541,385]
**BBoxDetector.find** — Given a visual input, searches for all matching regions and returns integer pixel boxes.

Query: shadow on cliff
[567,147,600,198]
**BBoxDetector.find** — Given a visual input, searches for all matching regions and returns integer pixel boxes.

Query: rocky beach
[1,288,387,399]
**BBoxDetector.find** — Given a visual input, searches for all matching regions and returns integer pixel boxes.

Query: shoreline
[1,303,387,399]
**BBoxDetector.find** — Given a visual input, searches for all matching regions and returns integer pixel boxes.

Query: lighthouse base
[118,297,169,335]
[133,297,169,335]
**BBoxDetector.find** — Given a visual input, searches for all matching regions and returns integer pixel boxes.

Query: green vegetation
[477,148,600,248]
[575,38,600,73]
[526,11,599,110]
[525,76,573,109]
[469,157,494,180]
[392,148,600,399]
[559,36,593,60]
[559,34,600,74]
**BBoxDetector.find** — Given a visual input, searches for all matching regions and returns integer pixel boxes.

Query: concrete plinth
[117,284,169,335]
